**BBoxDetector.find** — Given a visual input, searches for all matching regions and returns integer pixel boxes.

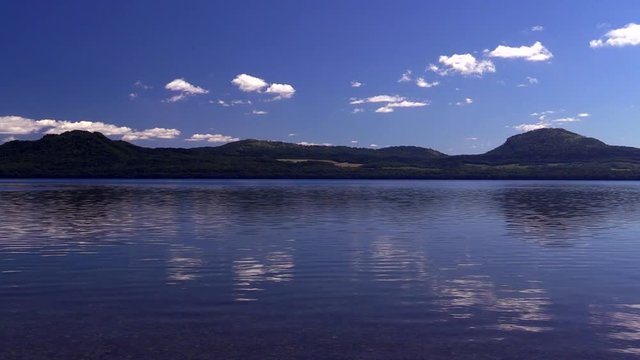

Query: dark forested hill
[2,128,640,179]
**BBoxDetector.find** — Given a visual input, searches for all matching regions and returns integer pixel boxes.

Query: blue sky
[1,0,640,154]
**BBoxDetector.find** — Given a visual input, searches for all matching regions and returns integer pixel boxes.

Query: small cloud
[466,137,479,141]
[352,108,365,114]
[530,110,556,121]
[164,78,209,102]
[430,53,496,76]
[232,74,296,100]
[351,140,358,144]
[416,77,439,88]
[590,23,640,48]
[351,81,363,88]
[232,99,252,105]
[165,94,187,103]
[531,25,544,32]
[369,144,378,148]
[129,80,152,100]
[350,95,405,105]
[398,70,412,82]
[165,78,208,94]
[456,98,473,106]
[134,80,152,90]
[514,123,549,132]
[265,83,296,100]
[252,110,268,115]
[214,99,252,107]
[516,76,539,87]
[515,110,586,131]
[231,74,268,92]
[186,133,240,143]
[553,117,580,123]
[486,41,553,62]
[375,100,429,114]
[375,106,394,113]
[387,100,429,108]
[298,141,332,146]
[122,128,181,141]
[288,133,296,137]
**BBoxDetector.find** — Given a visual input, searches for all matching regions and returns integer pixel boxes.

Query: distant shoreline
[3,128,640,180]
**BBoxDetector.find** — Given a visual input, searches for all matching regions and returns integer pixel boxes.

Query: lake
[1,180,640,359]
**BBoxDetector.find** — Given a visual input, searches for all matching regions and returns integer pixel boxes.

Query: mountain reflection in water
[1,180,640,359]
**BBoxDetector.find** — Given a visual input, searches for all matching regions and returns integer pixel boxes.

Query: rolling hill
[2,128,640,179]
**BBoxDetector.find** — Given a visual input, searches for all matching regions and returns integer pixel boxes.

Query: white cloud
[486,41,553,62]
[165,94,188,103]
[387,100,429,108]
[530,110,556,121]
[128,93,138,100]
[44,121,133,135]
[0,116,51,134]
[134,80,152,90]
[369,144,378,148]
[231,74,268,92]
[252,110,268,115]
[531,25,544,32]
[352,108,365,114]
[515,110,587,131]
[416,77,439,88]
[514,123,549,132]
[354,97,427,114]
[590,23,640,48]
[163,78,208,102]
[298,141,332,146]
[288,133,296,137]
[375,106,395,113]
[1,136,16,143]
[398,70,412,82]
[265,83,296,100]
[553,117,580,123]
[122,128,181,141]
[0,115,180,141]
[456,98,473,106]
[351,140,358,144]
[517,77,539,87]
[165,78,208,95]
[214,99,252,107]
[350,95,405,104]
[186,133,240,143]
[231,74,296,100]
[232,99,252,105]
[431,53,496,76]
[351,81,363,88]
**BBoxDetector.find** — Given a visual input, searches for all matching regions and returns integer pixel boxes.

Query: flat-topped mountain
[2,128,640,179]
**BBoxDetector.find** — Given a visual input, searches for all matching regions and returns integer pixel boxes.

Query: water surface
[2,180,640,359]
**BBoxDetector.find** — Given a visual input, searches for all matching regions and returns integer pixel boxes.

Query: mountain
[213,139,446,165]
[2,128,640,179]
[481,128,640,163]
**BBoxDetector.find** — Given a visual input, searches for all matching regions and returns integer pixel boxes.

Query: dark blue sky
[2,0,640,153]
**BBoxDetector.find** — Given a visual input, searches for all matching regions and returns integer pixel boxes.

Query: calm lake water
[2,180,640,359]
